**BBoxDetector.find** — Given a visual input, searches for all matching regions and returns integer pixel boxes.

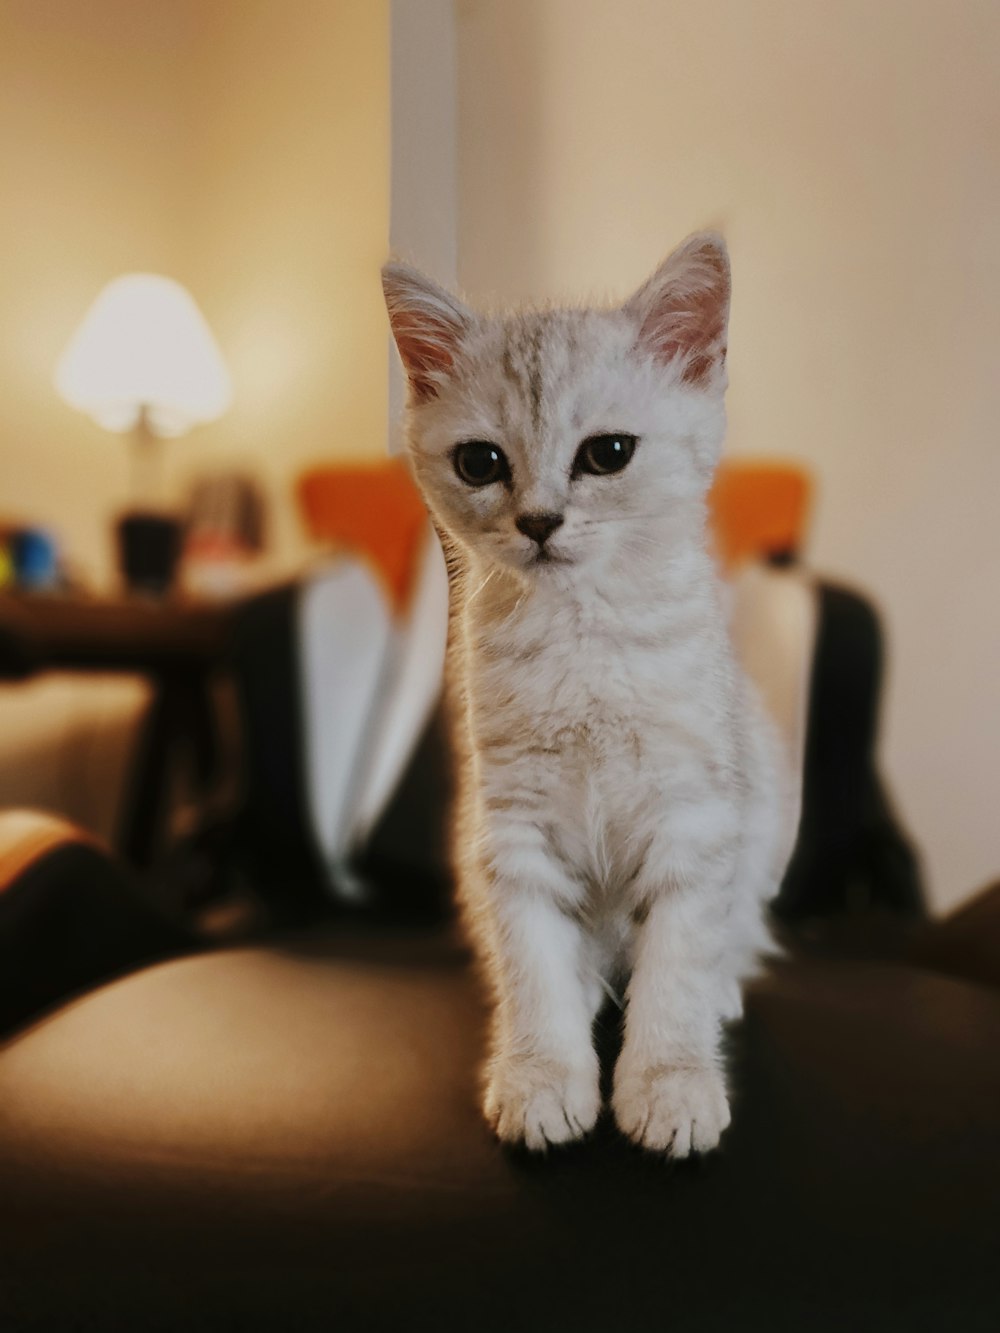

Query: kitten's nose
[515,512,564,546]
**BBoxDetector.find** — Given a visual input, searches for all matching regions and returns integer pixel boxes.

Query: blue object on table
[12,527,59,589]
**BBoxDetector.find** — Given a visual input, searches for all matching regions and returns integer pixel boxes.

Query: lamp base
[116,512,182,597]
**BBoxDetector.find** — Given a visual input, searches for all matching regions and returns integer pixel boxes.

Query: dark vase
[116,512,182,596]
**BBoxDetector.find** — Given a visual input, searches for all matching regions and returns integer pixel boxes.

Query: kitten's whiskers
[469,568,499,603]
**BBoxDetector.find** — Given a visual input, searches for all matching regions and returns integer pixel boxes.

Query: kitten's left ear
[382,262,473,405]
[624,232,730,387]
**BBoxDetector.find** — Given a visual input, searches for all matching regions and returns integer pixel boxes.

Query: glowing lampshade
[55,274,232,438]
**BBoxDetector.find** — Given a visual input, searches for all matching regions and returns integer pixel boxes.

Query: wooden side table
[0,592,238,869]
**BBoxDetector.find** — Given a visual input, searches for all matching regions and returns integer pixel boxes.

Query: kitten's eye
[452,441,510,488]
[572,434,637,478]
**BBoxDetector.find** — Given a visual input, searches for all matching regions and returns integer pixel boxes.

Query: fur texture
[383,234,797,1156]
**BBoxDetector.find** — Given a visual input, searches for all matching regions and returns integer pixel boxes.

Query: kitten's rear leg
[481,881,601,1150]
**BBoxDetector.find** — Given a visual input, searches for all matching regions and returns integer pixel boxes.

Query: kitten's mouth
[529,547,571,568]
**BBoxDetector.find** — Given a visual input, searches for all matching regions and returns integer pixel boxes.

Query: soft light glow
[55,274,232,437]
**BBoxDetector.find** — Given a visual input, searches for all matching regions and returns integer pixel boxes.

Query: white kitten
[382,234,797,1156]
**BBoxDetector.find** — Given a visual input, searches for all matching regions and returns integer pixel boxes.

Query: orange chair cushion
[297,460,429,615]
[709,460,812,572]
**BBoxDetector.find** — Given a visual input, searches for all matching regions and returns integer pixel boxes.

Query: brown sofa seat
[1,915,998,1332]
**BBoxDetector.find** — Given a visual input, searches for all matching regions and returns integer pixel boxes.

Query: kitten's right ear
[382,262,472,405]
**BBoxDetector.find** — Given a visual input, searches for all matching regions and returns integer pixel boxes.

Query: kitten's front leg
[613,889,732,1157]
[479,856,601,1150]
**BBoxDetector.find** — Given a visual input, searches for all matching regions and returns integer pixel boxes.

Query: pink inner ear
[393,318,458,404]
[637,242,730,386]
[648,308,727,386]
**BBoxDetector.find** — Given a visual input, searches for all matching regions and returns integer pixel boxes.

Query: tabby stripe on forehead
[528,324,544,432]
[501,346,518,387]
[497,346,517,431]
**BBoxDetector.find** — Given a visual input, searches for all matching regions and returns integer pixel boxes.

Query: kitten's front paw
[612,1063,730,1157]
[484,1055,600,1151]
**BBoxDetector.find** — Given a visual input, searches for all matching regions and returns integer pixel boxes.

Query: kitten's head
[383,233,730,582]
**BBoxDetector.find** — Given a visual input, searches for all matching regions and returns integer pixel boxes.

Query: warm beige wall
[183,0,390,559]
[456,0,1000,914]
[0,0,193,585]
[388,0,458,452]
[0,0,390,584]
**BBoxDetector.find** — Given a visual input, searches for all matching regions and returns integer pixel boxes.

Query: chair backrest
[293,461,450,897]
[296,559,395,887]
[296,535,449,888]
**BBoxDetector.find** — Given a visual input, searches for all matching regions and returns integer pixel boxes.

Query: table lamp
[55,274,232,595]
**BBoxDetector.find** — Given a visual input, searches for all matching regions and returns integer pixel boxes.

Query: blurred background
[0,0,997,921]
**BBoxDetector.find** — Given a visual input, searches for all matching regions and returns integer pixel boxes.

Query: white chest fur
[459,557,750,915]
